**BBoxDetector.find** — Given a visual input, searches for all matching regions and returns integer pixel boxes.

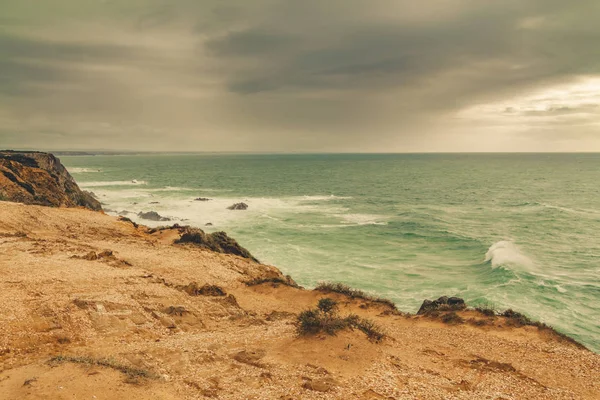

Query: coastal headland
[0,152,598,399]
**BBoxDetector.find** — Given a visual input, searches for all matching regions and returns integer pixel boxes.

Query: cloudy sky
[1,0,599,152]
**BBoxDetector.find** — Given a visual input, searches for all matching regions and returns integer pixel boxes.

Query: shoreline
[1,200,598,399]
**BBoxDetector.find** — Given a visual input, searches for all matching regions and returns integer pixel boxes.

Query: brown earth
[0,201,598,399]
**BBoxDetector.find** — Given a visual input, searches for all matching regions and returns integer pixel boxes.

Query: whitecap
[555,285,568,293]
[80,180,148,187]
[69,167,102,173]
[340,213,388,226]
[296,195,352,201]
[485,241,534,268]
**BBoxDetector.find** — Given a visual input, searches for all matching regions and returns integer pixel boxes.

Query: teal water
[62,154,600,352]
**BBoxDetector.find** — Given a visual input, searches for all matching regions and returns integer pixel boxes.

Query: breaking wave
[485,241,534,268]
[79,180,148,187]
[69,167,102,173]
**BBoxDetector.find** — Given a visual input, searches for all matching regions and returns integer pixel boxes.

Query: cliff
[0,151,101,211]
[0,202,598,399]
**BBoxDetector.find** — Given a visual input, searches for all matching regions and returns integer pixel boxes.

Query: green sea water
[61,153,600,352]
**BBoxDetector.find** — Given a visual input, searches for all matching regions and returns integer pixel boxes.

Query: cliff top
[0,201,597,399]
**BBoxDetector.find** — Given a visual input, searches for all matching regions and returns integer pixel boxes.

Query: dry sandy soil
[0,201,598,399]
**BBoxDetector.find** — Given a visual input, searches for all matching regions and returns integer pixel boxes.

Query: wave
[510,201,600,216]
[80,180,148,187]
[69,167,101,173]
[485,241,534,269]
[296,195,352,201]
[540,203,600,216]
[340,213,388,226]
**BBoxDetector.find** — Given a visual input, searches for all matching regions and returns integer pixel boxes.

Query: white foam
[485,241,534,268]
[80,180,148,187]
[541,203,600,216]
[296,195,352,201]
[340,213,388,226]
[69,167,102,173]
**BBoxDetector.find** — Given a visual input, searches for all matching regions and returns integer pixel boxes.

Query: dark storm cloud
[207,0,600,104]
[0,31,147,97]
[0,0,599,151]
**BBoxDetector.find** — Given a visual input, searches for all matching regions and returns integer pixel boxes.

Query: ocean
[61,153,600,352]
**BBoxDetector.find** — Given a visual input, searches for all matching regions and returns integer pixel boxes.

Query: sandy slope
[0,201,598,399]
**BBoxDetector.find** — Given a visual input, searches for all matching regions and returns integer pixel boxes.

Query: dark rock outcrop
[227,202,248,210]
[417,296,466,315]
[175,227,259,263]
[118,216,139,228]
[180,283,226,297]
[138,211,171,221]
[0,150,101,211]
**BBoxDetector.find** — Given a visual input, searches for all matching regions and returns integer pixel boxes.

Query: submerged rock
[417,296,466,315]
[138,211,171,222]
[0,151,102,211]
[227,202,248,210]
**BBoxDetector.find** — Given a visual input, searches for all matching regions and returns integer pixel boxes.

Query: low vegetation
[441,311,465,325]
[297,298,385,342]
[244,275,301,288]
[48,355,157,383]
[315,282,398,312]
[180,282,226,296]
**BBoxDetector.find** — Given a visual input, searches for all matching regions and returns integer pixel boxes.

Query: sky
[1,0,599,152]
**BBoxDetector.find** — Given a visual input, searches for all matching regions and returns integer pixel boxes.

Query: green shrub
[296,298,385,342]
[317,298,338,314]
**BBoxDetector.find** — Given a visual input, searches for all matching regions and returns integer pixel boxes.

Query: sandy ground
[0,201,598,399]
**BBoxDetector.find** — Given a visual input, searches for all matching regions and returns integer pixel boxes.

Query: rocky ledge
[0,151,101,211]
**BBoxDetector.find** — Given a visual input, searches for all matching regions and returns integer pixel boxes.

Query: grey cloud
[0,0,599,151]
[0,31,147,97]
[205,0,600,111]
[522,104,600,117]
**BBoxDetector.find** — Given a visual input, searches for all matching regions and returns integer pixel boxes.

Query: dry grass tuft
[315,282,398,312]
[49,355,157,383]
[245,275,301,289]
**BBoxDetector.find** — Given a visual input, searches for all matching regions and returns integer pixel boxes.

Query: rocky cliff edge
[0,151,101,211]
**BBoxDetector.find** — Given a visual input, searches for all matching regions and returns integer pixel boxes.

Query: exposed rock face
[175,226,259,263]
[227,202,248,210]
[138,211,171,221]
[0,151,101,211]
[417,296,466,315]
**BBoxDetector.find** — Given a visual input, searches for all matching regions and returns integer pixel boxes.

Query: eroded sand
[0,202,598,399]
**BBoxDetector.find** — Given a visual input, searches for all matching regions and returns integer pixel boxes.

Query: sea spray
[484,241,534,269]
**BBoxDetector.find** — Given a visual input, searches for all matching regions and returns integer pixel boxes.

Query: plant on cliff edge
[296,298,385,341]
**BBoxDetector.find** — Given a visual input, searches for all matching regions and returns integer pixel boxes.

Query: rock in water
[137,211,171,221]
[0,150,102,211]
[227,202,248,210]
